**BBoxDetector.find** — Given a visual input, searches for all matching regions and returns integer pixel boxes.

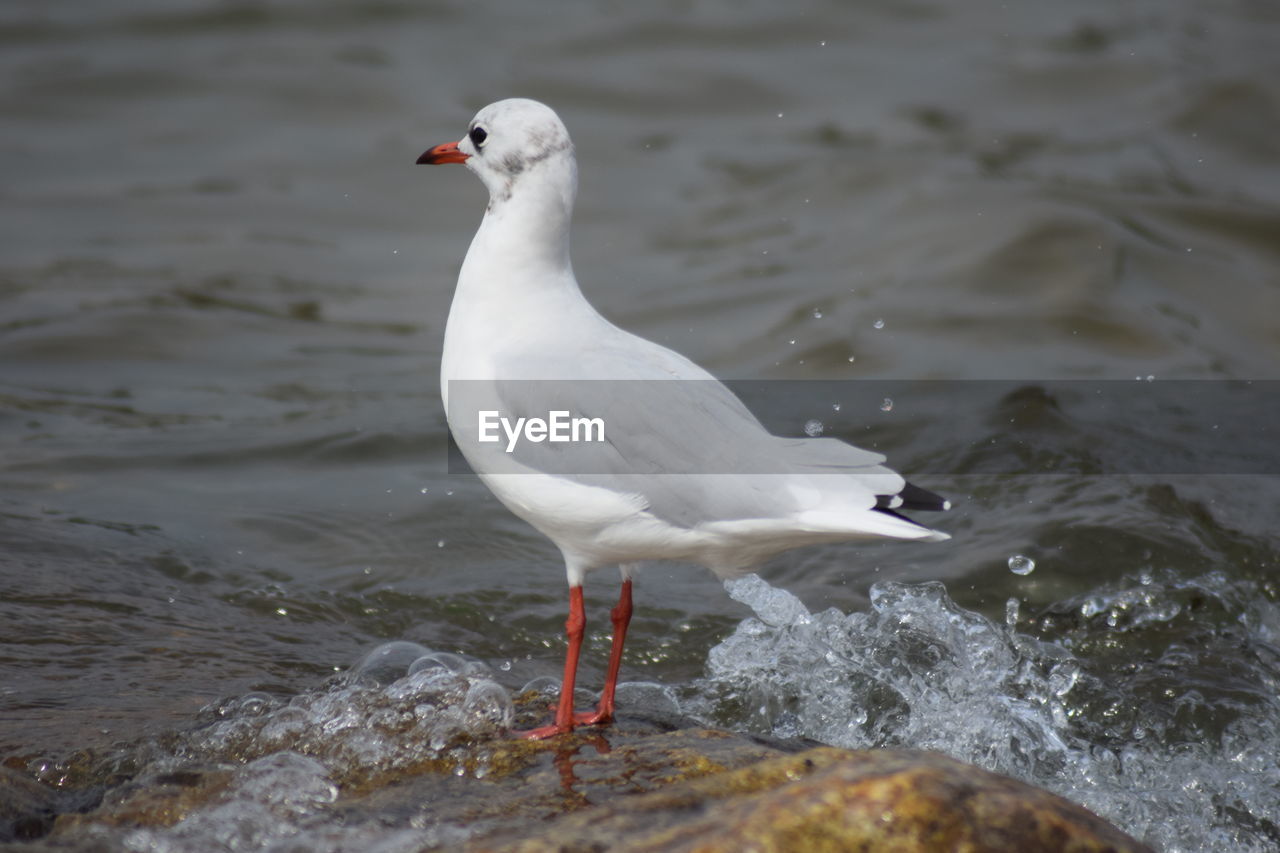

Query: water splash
[687,575,1280,852]
[187,646,514,776]
[107,753,340,853]
[50,643,523,851]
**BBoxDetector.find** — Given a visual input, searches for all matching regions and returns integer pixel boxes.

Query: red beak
[416,141,469,165]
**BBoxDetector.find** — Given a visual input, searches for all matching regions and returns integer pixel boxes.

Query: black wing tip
[878,481,951,513]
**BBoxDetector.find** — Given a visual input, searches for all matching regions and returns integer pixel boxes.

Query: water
[3,0,1279,849]
[48,647,516,851]
[21,576,1278,850]
[1009,554,1037,575]
[695,575,1280,852]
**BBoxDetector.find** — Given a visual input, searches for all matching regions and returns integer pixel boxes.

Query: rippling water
[3,0,1279,849]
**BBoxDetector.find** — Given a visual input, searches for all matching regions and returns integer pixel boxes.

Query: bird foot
[573,706,613,726]
[514,704,613,739]
[515,723,573,740]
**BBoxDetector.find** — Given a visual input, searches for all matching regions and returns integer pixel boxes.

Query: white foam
[689,575,1280,852]
[78,643,519,851]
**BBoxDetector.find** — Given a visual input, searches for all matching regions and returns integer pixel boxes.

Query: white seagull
[417,98,949,738]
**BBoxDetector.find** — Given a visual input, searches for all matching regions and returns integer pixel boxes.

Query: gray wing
[449,371,902,527]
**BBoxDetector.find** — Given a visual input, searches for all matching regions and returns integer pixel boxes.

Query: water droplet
[846,355,856,363]
[1008,554,1036,575]
[879,398,893,412]
[804,419,824,437]
[1145,374,1155,382]
[436,539,445,548]
[812,308,824,319]
[831,403,842,412]
[776,112,784,119]
[788,339,796,345]
[1005,597,1021,627]
[419,487,430,494]
[1049,662,1080,697]
[872,318,885,330]
[819,40,827,47]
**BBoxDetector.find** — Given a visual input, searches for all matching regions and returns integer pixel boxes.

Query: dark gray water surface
[3,1,1279,848]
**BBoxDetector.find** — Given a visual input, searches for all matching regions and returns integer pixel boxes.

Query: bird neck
[463,160,577,286]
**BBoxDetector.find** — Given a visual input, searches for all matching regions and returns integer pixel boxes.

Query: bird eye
[469,126,488,147]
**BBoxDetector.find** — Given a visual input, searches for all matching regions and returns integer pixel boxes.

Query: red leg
[575,579,632,726]
[518,585,585,739]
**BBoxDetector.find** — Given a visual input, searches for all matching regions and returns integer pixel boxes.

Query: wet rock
[52,765,234,833]
[463,741,1153,853]
[33,711,1151,852]
[329,714,804,838]
[0,766,63,842]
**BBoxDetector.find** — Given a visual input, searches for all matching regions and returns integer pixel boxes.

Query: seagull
[417,98,949,738]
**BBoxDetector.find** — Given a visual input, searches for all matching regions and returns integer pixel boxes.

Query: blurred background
[2,1,1278,848]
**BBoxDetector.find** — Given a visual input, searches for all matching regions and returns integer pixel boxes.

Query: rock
[464,743,1153,853]
[328,717,809,835]
[0,766,66,843]
[52,766,235,833]
[30,711,1151,852]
